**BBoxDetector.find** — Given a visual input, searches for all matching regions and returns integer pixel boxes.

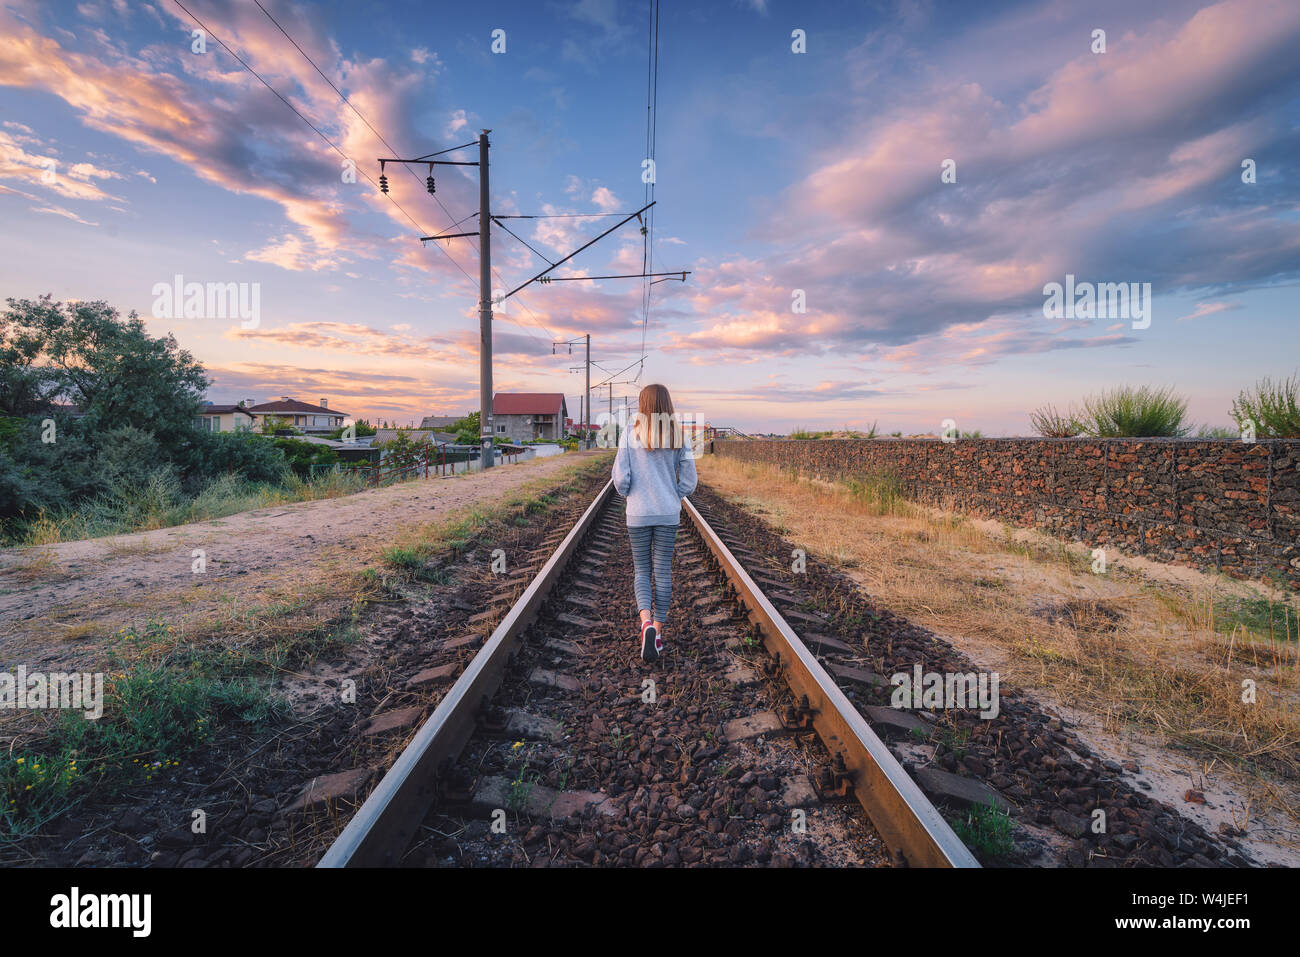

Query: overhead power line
[246,0,558,344]
[500,203,655,301]
[493,212,640,219]
[537,271,688,283]
[637,0,662,382]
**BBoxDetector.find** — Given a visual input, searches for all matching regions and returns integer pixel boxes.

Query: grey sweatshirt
[612,427,698,526]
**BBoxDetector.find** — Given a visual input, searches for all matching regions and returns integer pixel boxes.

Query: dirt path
[0,451,611,667]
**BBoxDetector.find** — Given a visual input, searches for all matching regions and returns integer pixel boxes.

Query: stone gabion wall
[713,438,1300,589]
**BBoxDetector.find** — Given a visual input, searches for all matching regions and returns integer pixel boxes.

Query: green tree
[3,296,209,457]
[452,410,482,446]
[376,430,426,473]
[326,418,376,440]
[0,295,213,520]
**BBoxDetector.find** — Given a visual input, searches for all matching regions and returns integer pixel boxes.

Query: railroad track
[319,480,977,868]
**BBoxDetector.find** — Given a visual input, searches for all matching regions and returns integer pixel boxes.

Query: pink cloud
[1177,301,1240,322]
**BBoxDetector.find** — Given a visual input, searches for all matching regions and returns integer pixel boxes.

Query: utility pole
[555,333,594,449]
[382,133,493,466]
[478,131,494,468]
[598,379,636,444]
[382,134,683,467]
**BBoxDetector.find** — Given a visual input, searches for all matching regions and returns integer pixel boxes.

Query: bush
[1231,374,1300,438]
[271,436,337,477]
[0,414,106,518]
[96,424,165,494]
[186,429,289,485]
[1029,404,1082,437]
[1076,385,1190,437]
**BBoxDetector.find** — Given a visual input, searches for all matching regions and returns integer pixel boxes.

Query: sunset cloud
[2,0,1295,432]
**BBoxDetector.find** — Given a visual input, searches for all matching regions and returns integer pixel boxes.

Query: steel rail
[318,480,616,867]
[681,496,980,868]
[320,479,975,867]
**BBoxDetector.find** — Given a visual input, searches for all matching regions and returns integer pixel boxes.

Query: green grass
[0,610,367,845]
[790,427,833,440]
[1232,373,1300,438]
[1029,404,1082,438]
[790,424,880,439]
[1213,594,1299,644]
[505,742,541,813]
[951,800,1015,859]
[382,544,434,569]
[2,648,285,843]
[935,726,971,760]
[1075,385,1190,438]
[840,471,908,514]
[1196,425,1239,439]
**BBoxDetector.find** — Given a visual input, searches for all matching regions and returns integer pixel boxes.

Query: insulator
[426,176,436,194]
[378,173,389,194]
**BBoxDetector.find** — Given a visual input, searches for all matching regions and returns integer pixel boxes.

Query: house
[195,402,256,433]
[566,416,597,438]
[372,428,449,446]
[419,414,463,430]
[492,393,568,442]
[246,397,346,434]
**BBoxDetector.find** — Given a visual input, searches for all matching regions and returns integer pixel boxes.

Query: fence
[714,437,1300,589]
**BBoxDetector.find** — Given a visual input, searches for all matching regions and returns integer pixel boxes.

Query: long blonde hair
[632,384,683,449]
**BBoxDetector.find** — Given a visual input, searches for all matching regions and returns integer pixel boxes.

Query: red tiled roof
[247,398,346,416]
[492,393,565,415]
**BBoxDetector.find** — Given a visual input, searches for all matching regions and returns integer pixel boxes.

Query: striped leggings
[627,524,678,623]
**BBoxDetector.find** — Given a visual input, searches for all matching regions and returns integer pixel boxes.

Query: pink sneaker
[640,620,661,662]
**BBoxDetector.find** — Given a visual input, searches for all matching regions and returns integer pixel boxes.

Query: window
[497,424,506,433]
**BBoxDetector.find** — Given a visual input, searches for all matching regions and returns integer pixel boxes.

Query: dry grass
[700,456,1300,785]
[0,548,62,584]
[5,457,613,670]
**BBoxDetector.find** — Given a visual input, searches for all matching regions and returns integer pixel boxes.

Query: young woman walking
[612,384,698,662]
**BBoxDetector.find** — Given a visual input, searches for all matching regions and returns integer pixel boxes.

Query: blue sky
[1,0,1297,434]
